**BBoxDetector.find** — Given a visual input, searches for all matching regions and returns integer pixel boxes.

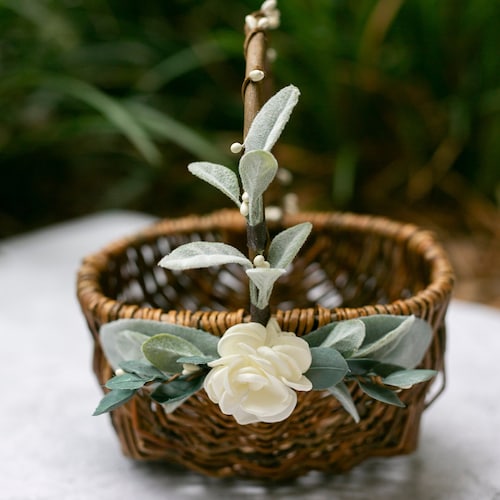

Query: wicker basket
[77,208,454,480]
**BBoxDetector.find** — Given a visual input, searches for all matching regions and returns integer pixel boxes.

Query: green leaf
[320,320,365,356]
[246,267,286,309]
[371,362,406,377]
[328,382,360,423]
[142,334,204,373]
[150,377,204,413]
[244,85,301,152]
[357,381,406,407]
[382,369,437,388]
[119,360,167,380]
[176,355,215,365]
[268,222,313,270]
[43,75,161,166]
[346,358,380,375]
[353,315,433,368]
[158,241,252,270]
[93,389,136,416]
[188,162,240,207]
[105,373,149,390]
[100,328,149,370]
[306,347,349,390]
[100,319,220,359]
[125,99,229,165]
[239,150,278,199]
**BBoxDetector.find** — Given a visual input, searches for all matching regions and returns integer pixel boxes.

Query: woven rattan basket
[77,208,454,480]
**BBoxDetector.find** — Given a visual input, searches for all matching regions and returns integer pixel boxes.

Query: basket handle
[242,8,275,138]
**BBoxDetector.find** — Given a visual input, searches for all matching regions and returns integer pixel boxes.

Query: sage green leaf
[304,318,367,348]
[100,319,220,358]
[353,315,433,368]
[358,381,405,407]
[320,320,365,356]
[246,267,286,309]
[346,358,380,375]
[105,373,149,390]
[268,222,313,270]
[382,369,437,388]
[371,362,406,377]
[100,328,149,370]
[244,85,300,152]
[142,334,204,373]
[176,355,215,365]
[328,382,360,423]
[119,360,167,380]
[150,377,204,413]
[239,150,278,199]
[93,389,135,416]
[188,162,241,207]
[306,347,349,390]
[358,315,416,344]
[158,241,252,270]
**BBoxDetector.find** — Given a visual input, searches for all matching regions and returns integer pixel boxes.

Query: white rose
[203,318,312,424]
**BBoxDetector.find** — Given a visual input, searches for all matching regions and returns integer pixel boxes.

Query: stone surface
[1,211,499,500]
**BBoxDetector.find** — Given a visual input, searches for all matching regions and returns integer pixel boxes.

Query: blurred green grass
[0,0,498,237]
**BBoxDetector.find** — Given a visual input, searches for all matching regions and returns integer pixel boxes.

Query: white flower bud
[115,368,125,376]
[245,14,257,29]
[267,11,281,29]
[261,0,277,13]
[249,69,265,82]
[241,191,250,202]
[257,17,269,29]
[253,255,266,267]
[267,47,278,62]
[240,202,249,217]
[265,205,283,222]
[230,142,243,154]
[182,363,201,376]
[284,193,299,214]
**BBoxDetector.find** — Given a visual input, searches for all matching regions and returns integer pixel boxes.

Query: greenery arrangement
[94,77,436,425]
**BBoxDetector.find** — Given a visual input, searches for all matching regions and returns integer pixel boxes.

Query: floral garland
[94,314,435,424]
[93,4,437,424]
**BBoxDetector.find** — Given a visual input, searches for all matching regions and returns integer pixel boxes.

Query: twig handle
[242,7,277,138]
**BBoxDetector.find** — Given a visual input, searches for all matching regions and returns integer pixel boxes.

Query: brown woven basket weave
[77,208,454,480]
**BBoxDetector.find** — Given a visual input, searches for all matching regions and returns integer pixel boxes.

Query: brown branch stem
[242,16,274,325]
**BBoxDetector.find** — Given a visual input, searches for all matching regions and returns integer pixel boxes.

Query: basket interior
[97,217,431,316]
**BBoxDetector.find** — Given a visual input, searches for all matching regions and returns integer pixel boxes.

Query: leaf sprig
[159,85,305,323]
[94,315,437,423]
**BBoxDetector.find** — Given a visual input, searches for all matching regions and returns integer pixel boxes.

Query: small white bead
[257,17,269,29]
[284,193,299,214]
[115,368,125,376]
[230,142,243,154]
[267,47,277,62]
[267,11,281,29]
[261,0,277,13]
[265,205,283,222]
[245,14,257,29]
[249,69,265,82]
[182,363,200,376]
[253,255,266,267]
[240,202,249,217]
[276,167,293,185]
[241,191,250,202]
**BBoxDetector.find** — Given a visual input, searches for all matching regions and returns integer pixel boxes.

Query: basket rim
[76,209,454,333]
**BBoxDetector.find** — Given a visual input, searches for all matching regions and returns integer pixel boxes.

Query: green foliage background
[1,0,498,237]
